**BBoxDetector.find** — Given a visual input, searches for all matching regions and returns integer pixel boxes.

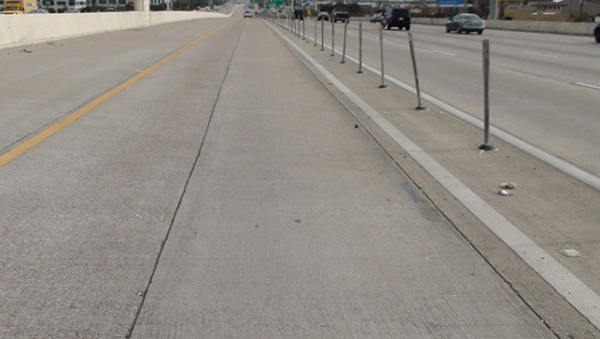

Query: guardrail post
[321,19,325,51]
[379,24,387,89]
[303,17,306,41]
[314,18,318,46]
[341,20,348,64]
[331,20,335,57]
[408,32,426,111]
[478,39,497,151]
[358,22,363,74]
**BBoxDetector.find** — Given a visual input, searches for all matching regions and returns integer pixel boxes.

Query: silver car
[370,12,384,23]
[316,12,329,21]
[446,13,485,35]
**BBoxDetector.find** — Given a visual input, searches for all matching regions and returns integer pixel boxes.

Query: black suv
[383,8,410,30]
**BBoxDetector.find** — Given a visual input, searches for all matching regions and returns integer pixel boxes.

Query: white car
[244,10,252,18]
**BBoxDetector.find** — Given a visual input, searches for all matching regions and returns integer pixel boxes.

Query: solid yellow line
[0,22,228,169]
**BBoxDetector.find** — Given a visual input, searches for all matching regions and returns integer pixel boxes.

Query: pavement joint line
[126,20,242,339]
[265,19,600,331]
[0,23,228,171]
[294,25,600,191]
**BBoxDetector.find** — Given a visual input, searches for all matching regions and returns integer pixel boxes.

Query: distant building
[501,1,569,21]
[40,0,132,12]
[493,0,600,20]
[41,0,86,11]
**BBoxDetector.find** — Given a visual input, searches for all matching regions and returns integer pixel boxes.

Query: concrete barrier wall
[149,11,227,25]
[0,10,230,49]
[410,17,597,36]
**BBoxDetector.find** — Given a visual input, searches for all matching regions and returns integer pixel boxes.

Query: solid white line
[432,49,456,57]
[574,82,600,91]
[524,51,559,59]
[265,20,600,330]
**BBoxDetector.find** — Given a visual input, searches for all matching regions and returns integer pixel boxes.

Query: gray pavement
[0,12,597,339]
[270,17,600,338]
[129,18,555,338]
[0,18,236,338]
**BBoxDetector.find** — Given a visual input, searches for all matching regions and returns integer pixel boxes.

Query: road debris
[500,182,517,189]
[498,182,517,196]
[559,249,581,257]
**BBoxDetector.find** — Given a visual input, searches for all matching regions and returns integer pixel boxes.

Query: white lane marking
[432,49,456,57]
[265,20,600,330]
[524,51,559,59]
[574,82,600,91]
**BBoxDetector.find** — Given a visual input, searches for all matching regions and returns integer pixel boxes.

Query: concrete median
[0,10,232,50]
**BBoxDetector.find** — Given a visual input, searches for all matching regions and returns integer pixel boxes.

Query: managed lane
[130,18,557,338]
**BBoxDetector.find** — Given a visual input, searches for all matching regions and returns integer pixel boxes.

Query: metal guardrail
[268,13,499,152]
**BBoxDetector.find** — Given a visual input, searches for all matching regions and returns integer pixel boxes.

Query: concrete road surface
[129,19,556,338]
[0,11,598,339]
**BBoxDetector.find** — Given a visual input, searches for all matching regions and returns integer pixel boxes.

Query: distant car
[446,13,485,34]
[331,9,349,23]
[244,10,252,18]
[382,8,410,30]
[316,11,329,21]
[28,8,49,13]
[370,12,384,23]
[595,24,600,43]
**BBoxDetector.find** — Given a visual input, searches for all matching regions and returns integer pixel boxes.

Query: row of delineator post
[268,14,496,152]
